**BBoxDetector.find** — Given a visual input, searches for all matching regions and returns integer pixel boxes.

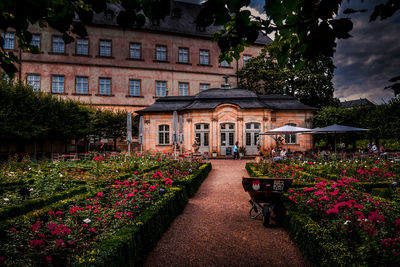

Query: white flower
[83,218,91,224]
[344,220,351,225]
[7,173,12,177]
[3,198,9,202]
[29,188,34,192]
[59,174,63,178]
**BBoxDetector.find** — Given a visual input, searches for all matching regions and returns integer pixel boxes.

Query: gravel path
[143,160,308,267]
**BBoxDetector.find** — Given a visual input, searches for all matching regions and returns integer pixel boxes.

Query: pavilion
[136,87,316,156]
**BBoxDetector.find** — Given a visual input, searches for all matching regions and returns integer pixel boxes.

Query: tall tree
[238,45,338,108]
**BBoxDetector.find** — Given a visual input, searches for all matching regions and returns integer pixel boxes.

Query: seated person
[280,149,287,159]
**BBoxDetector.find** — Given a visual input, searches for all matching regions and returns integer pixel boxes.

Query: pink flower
[47,223,58,230]
[89,228,96,233]
[395,218,400,228]
[55,239,66,247]
[30,239,44,248]
[326,207,339,215]
[55,211,63,215]
[46,256,52,262]
[97,192,104,197]
[342,170,346,174]
[319,196,329,201]
[303,187,314,192]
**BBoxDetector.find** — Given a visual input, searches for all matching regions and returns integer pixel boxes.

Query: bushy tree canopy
[238,45,338,108]
[0,80,129,144]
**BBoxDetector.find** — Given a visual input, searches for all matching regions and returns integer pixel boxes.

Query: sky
[185,0,400,104]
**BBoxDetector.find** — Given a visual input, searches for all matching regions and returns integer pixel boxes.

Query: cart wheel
[262,205,270,227]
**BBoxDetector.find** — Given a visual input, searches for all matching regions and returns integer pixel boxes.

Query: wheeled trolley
[242,177,293,227]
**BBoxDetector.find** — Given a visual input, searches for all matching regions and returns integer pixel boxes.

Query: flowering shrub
[0,154,209,266]
[0,175,172,266]
[287,177,400,265]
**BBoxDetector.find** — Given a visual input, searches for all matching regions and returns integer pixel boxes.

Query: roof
[137,88,317,114]
[339,98,375,108]
[90,1,271,45]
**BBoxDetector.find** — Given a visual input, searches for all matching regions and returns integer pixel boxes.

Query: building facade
[137,88,315,156]
[3,1,268,113]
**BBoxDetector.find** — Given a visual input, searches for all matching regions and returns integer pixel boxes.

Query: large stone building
[137,88,315,156]
[3,0,268,113]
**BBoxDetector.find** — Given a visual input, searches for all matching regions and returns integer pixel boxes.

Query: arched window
[285,123,297,144]
[158,125,170,145]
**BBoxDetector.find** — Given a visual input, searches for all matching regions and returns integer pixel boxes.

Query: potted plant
[212,150,217,157]
[239,146,246,157]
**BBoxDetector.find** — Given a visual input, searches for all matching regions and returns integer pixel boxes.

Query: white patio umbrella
[172,111,178,159]
[126,113,132,156]
[178,115,184,154]
[311,124,368,153]
[138,116,144,154]
[259,125,312,151]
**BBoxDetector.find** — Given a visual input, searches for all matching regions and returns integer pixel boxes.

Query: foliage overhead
[238,44,338,108]
[0,0,171,75]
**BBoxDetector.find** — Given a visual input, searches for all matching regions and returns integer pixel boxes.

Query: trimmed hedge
[74,163,212,266]
[75,187,188,266]
[174,162,212,198]
[0,185,88,220]
[283,201,356,266]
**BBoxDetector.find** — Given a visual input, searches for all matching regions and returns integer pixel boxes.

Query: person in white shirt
[371,142,378,153]
[280,149,287,158]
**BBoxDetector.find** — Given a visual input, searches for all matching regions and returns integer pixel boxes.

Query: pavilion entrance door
[245,122,260,155]
[194,123,210,154]
[220,123,235,156]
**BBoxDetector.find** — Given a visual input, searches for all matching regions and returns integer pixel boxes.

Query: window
[178,48,189,63]
[129,80,141,96]
[246,133,251,146]
[76,39,89,55]
[52,36,65,54]
[2,33,15,50]
[52,75,64,93]
[200,83,210,91]
[76,77,88,94]
[156,45,167,61]
[243,55,252,66]
[179,82,189,96]
[156,81,167,97]
[27,74,40,92]
[220,60,230,67]
[129,43,141,59]
[158,125,170,145]
[285,123,297,144]
[30,34,40,49]
[199,50,209,65]
[99,78,111,95]
[99,40,111,57]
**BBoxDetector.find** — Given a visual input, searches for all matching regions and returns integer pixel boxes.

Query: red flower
[89,228,96,233]
[30,239,44,248]
[55,239,66,247]
[326,207,339,215]
[46,256,52,262]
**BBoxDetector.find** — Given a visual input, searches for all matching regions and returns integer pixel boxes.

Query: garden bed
[0,155,212,266]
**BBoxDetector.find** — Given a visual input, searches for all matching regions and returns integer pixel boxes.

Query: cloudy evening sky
[186,0,400,104]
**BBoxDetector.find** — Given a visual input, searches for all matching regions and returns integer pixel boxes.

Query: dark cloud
[183,0,400,103]
[334,0,400,103]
